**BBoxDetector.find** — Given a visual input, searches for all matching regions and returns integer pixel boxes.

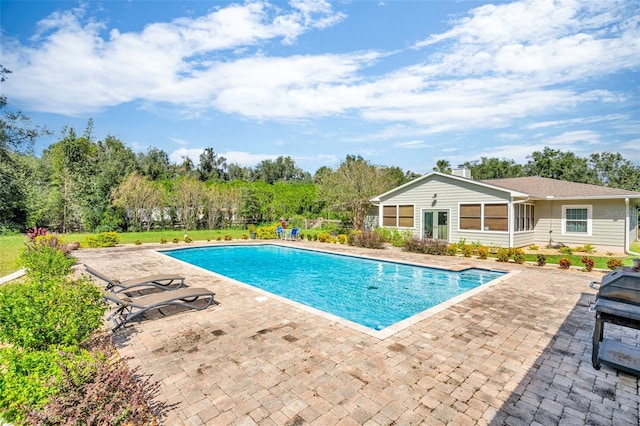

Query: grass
[0,229,250,277]
[1,230,639,278]
[0,228,325,277]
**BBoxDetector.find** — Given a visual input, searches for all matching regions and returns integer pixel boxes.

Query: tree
[524,147,597,184]
[318,155,396,230]
[85,135,138,231]
[198,148,227,181]
[227,163,252,181]
[588,152,640,191]
[253,156,311,183]
[205,182,243,228]
[177,156,195,177]
[0,66,51,231]
[112,172,164,231]
[170,177,207,232]
[136,148,174,181]
[463,157,524,180]
[433,160,451,174]
[44,125,96,232]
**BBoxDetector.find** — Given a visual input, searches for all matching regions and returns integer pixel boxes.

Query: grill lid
[598,265,640,305]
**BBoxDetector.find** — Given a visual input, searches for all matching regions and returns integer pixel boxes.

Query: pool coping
[154,242,518,339]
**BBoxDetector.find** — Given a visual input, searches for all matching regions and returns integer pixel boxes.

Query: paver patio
[75,241,640,425]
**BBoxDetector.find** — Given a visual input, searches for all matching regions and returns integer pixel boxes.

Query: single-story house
[370,169,640,253]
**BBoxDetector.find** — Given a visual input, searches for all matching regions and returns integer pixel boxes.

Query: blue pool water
[163,245,504,331]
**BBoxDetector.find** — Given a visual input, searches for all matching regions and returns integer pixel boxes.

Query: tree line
[2,66,639,234]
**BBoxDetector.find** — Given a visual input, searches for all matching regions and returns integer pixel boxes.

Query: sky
[1,0,639,175]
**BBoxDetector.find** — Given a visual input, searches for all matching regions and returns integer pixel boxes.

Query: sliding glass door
[423,210,448,240]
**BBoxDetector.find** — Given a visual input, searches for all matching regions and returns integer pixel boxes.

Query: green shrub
[559,246,573,255]
[318,232,331,243]
[337,234,348,244]
[477,246,489,260]
[83,232,120,248]
[172,238,179,243]
[374,228,412,247]
[528,245,539,251]
[134,240,142,245]
[224,234,232,241]
[511,248,525,264]
[403,238,449,255]
[348,231,386,249]
[160,237,167,244]
[537,254,547,267]
[496,248,510,262]
[456,239,467,250]
[559,258,572,269]
[447,244,458,256]
[20,235,76,281]
[256,223,278,239]
[461,244,474,258]
[577,244,595,253]
[184,236,193,243]
[0,346,74,423]
[607,258,624,270]
[0,278,107,350]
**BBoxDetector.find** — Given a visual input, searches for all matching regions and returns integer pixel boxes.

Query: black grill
[592,259,640,375]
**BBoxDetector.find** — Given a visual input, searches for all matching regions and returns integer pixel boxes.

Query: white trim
[371,172,528,202]
[561,204,592,236]
[421,208,451,241]
[380,203,416,229]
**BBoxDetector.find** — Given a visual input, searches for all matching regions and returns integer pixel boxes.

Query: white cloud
[540,130,602,146]
[393,140,427,149]
[223,150,279,167]
[2,0,347,114]
[169,148,204,164]
[2,0,638,144]
[525,114,630,130]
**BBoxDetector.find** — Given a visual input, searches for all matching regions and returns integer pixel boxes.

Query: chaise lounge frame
[104,287,217,331]
[84,264,185,293]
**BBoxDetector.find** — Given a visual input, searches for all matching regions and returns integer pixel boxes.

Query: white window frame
[381,204,415,228]
[458,202,509,233]
[562,205,592,236]
[514,203,535,233]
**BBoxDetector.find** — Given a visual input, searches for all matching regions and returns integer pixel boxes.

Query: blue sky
[2,0,639,174]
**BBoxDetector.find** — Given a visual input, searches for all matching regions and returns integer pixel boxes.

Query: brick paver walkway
[75,241,640,425]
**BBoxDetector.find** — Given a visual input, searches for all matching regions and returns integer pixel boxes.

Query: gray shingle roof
[481,176,640,199]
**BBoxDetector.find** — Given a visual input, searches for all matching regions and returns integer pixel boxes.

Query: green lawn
[0,229,250,277]
[2,231,639,278]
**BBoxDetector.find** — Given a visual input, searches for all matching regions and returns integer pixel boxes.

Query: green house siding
[533,200,628,249]
[379,175,512,246]
[513,231,535,248]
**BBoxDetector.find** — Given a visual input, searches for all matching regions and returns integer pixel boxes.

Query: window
[383,206,396,226]
[382,205,414,227]
[460,204,481,230]
[514,204,535,232]
[484,204,508,231]
[563,205,591,234]
[460,203,508,232]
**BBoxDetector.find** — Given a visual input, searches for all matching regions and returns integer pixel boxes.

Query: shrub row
[0,229,164,424]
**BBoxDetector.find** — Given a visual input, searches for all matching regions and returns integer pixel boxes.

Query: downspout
[626,198,640,256]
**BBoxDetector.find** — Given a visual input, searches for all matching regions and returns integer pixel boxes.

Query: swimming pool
[163,245,505,331]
